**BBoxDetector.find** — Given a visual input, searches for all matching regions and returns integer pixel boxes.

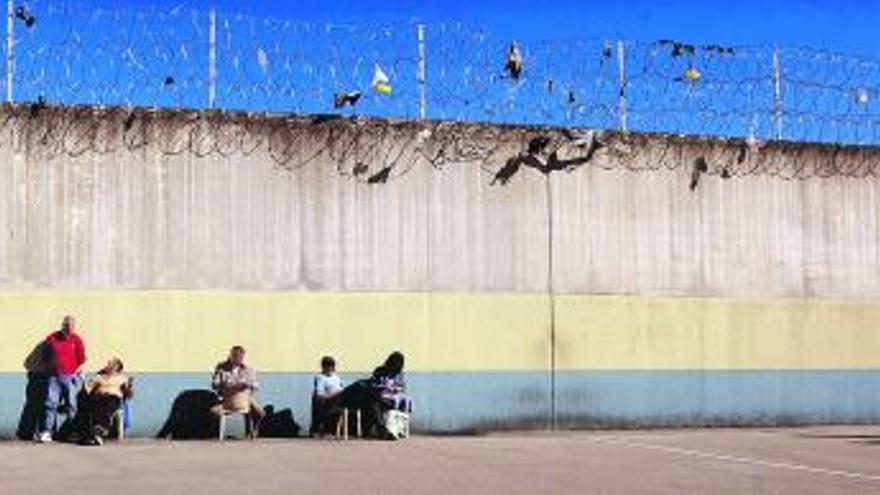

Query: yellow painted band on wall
[1,291,880,373]
[0,291,551,373]
[555,295,880,370]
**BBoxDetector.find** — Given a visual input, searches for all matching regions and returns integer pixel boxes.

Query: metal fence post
[617,40,627,132]
[416,24,427,120]
[772,45,783,140]
[6,0,14,103]
[208,5,217,109]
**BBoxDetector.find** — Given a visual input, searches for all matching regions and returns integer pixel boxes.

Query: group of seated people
[210,346,411,441]
[309,351,410,439]
[23,315,410,445]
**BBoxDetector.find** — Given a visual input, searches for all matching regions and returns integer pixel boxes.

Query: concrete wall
[1,104,879,436]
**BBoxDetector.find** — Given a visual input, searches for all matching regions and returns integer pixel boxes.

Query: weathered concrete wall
[1,104,880,435]
[1,106,878,295]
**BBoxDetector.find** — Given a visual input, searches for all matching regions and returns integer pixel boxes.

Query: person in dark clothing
[338,351,409,439]
[71,357,132,446]
[17,341,54,440]
[371,351,409,412]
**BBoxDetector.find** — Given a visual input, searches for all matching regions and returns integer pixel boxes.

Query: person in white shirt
[310,356,344,436]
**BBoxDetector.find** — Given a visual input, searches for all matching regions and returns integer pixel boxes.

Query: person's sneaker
[93,425,109,439]
[78,435,102,447]
[35,432,53,444]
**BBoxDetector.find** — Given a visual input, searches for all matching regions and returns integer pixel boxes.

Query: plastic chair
[111,407,125,440]
[108,397,132,441]
[218,408,258,440]
[112,377,134,441]
[335,408,362,440]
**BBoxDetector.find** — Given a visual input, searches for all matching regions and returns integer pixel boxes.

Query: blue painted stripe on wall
[2,370,880,438]
[556,370,880,427]
[0,371,552,437]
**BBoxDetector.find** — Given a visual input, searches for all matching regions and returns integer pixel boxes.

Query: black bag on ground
[258,405,301,438]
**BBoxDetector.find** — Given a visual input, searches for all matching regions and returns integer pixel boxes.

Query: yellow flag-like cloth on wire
[372,64,392,95]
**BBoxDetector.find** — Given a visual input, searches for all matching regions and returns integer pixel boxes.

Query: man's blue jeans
[43,374,80,434]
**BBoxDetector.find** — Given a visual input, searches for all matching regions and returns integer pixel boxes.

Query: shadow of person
[156,389,221,440]
[16,341,53,440]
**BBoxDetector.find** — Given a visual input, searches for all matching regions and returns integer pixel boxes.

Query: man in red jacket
[37,315,87,443]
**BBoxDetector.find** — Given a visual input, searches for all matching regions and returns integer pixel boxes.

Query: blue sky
[11,0,880,143]
[63,0,880,56]
[208,0,880,56]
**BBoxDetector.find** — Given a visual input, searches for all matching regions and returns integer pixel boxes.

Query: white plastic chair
[335,408,362,440]
[218,407,258,440]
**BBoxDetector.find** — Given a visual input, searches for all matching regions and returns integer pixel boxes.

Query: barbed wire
[2,1,880,146]
[5,104,879,188]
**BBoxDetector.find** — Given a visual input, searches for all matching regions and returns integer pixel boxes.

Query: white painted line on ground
[589,436,880,483]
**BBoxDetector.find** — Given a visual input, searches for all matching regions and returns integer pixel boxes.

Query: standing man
[210,346,265,435]
[37,315,87,443]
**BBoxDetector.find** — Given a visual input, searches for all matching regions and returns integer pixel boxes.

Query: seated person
[338,351,410,439]
[73,357,132,446]
[372,351,410,412]
[210,346,265,435]
[310,356,345,436]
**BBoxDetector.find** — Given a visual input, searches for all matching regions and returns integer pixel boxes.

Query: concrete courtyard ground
[2,426,880,494]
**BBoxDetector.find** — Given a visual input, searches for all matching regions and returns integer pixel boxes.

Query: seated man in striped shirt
[210,346,265,434]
